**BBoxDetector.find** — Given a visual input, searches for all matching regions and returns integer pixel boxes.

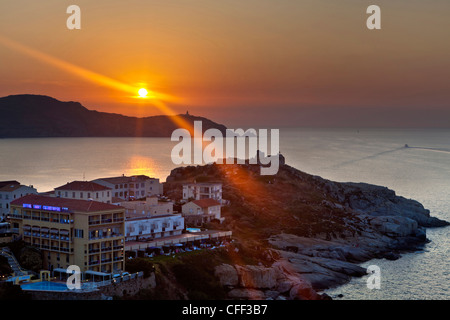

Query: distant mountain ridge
[0,94,227,138]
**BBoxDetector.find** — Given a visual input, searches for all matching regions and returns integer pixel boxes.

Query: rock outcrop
[164,158,448,300]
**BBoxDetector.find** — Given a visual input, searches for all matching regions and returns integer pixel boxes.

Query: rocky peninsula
[155,155,449,300]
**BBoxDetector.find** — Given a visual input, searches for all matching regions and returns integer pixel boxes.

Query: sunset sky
[0,0,449,127]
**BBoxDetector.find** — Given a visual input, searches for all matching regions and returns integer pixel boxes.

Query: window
[74,229,84,238]
[107,192,110,197]
[80,192,83,199]
[72,192,75,198]
[96,193,99,199]
[87,193,91,199]
[115,192,118,197]
[115,185,118,189]
[65,192,68,197]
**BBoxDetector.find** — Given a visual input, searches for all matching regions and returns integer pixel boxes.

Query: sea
[0,128,449,299]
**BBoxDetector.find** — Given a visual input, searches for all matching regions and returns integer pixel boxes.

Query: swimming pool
[21,281,69,292]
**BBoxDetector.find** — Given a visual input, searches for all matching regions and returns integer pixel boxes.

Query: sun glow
[138,88,148,98]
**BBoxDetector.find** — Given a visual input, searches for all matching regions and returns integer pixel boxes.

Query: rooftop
[126,213,181,221]
[10,194,123,213]
[93,175,157,185]
[111,196,123,203]
[55,181,111,192]
[0,181,29,193]
[0,181,20,188]
[183,182,222,187]
[191,199,221,208]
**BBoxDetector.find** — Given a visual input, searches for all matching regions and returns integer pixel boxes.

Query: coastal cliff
[151,157,448,300]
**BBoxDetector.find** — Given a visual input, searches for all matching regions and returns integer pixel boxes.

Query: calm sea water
[281,128,450,300]
[0,128,449,299]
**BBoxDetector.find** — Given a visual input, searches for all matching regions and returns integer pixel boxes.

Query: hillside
[0,94,227,138]
[155,158,448,300]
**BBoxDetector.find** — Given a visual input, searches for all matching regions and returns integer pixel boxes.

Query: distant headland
[0,94,227,138]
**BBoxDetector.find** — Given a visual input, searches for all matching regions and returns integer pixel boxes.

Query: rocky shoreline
[213,166,448,300]
[164,160,449,300]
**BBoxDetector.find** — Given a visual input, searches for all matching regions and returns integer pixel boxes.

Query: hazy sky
[0,0,449,127]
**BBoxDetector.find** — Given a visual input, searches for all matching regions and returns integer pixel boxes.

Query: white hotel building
[182,182,223,204]
[0,181,37,218]
[125,213,184,242]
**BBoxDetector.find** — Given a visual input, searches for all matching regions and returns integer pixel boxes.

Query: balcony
[89,218,121,226]
[89,233,123,241]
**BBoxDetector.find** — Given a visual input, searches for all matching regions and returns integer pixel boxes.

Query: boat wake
[328,144,450,169]
[405,146,450,154]
[329,147,405,169]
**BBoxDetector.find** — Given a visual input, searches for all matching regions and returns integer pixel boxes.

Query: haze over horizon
[0,1,449,128]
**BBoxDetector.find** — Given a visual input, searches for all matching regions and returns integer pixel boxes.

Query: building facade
[54,181,113,203]
[181,199,223,225]
[9,194,125,274]
[125,214,184,242]
[0,181,37,218]
[93,175,163,200]
[115,197,173,217]
[182,182,223,204]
